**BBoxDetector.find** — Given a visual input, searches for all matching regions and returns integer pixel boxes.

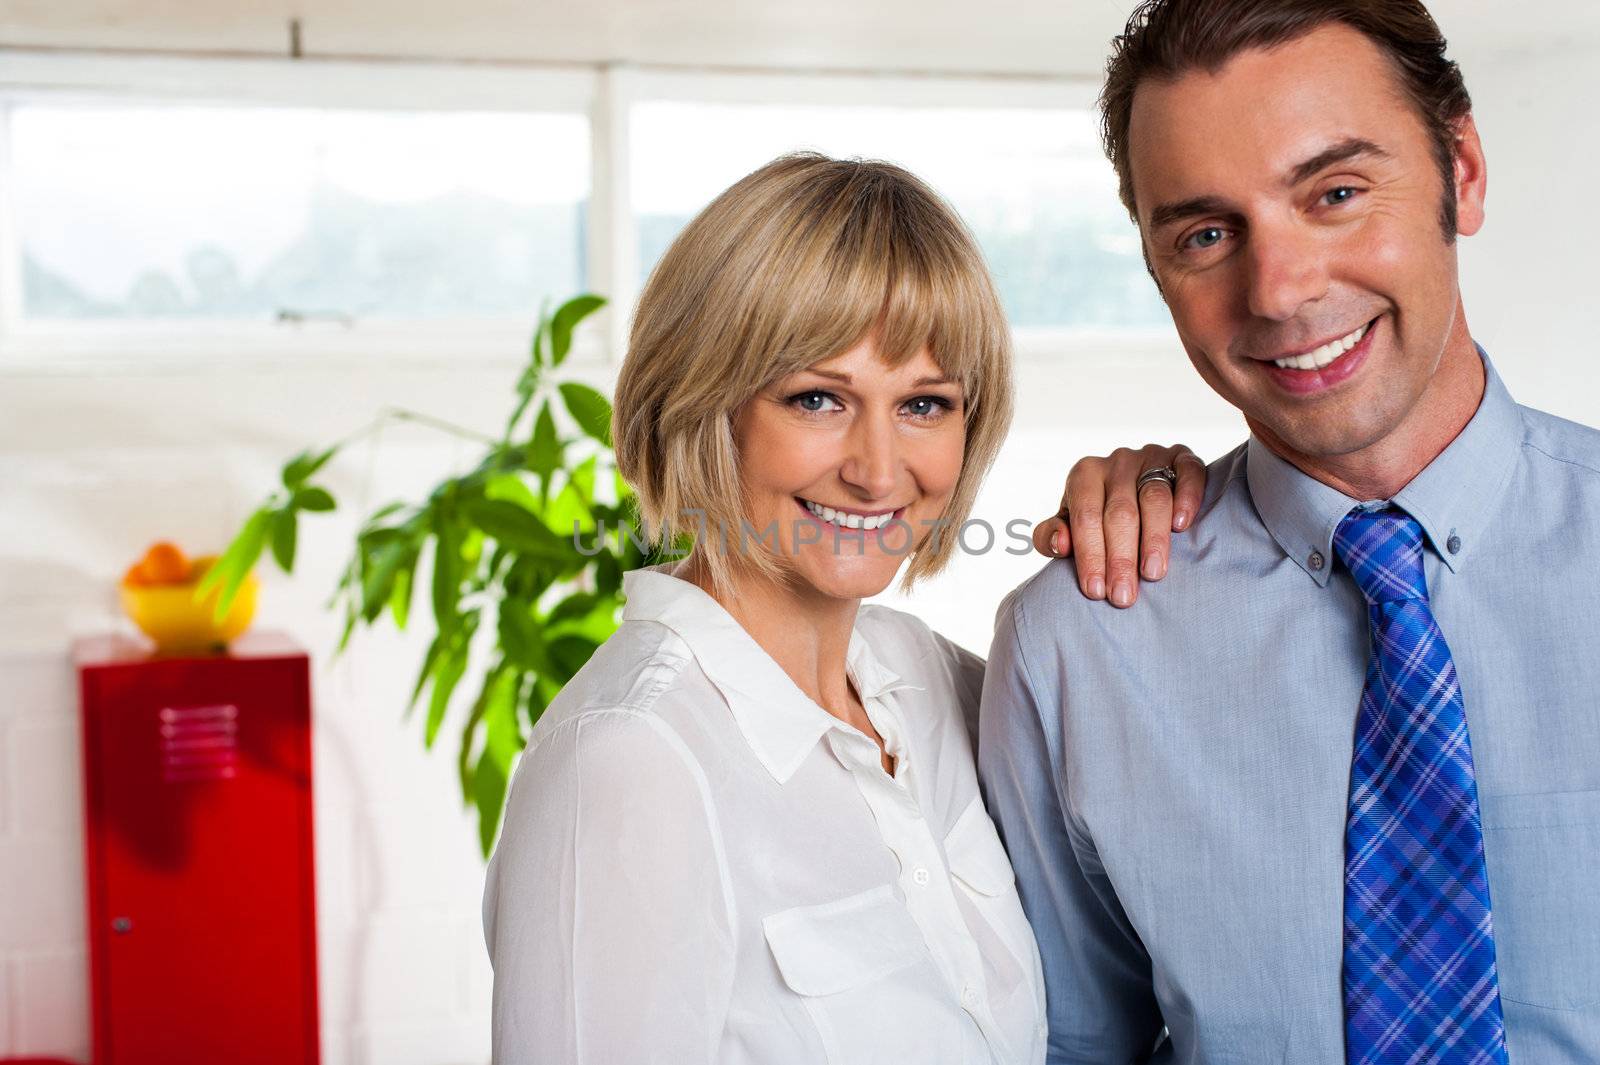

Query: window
[629,101,1168,331]
[12,104,589,323]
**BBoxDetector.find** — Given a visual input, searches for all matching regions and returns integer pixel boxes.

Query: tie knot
[1333,506,1427,605]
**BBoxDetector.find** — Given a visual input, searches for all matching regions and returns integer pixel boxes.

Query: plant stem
[378,407,503,447]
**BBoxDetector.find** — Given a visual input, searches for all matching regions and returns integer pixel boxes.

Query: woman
[483,152,1194,1064]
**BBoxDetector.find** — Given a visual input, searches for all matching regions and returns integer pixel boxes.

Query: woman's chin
[789,550,905,603]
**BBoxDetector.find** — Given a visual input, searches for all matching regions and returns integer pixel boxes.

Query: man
[980,1,1600,1062]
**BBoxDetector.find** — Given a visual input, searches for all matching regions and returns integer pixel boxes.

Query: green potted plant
[199,295,663,854]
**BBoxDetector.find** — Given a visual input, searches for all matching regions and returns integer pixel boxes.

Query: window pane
[631,102,1166,331]
[12,104,590,321]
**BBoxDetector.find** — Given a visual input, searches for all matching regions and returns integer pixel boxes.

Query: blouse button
[960,985,980,1011]
[912,867,930,886]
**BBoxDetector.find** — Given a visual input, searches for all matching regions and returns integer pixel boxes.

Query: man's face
[1128,23,1486,460]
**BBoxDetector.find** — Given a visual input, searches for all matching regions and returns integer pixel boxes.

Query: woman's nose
[839,415,899,500]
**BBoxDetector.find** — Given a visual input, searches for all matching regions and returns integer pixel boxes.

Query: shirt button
[960,985,980,1010]
[1447,533,1462,554]
[1308,550,1325,571]
[912,867,930,886]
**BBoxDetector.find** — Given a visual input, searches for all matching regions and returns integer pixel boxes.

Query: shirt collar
[1246,346,1525,587]
[620,566,918,783]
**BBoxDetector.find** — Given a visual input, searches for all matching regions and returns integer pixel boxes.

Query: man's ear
[1452,113,1488,238]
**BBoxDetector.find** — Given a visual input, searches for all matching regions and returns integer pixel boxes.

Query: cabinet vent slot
[159,703,239,782]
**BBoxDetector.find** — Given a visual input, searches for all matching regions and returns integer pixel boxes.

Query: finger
[1135,444,1176,582]
[1031,514,1072,558]
[1171,447,1207,531]
[1064,460,1108,599]
[1102,448,1145,608]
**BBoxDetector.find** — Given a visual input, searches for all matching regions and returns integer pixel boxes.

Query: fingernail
[1173,512,1189,531]
[1112,580,1133,607]
[1088,576,1106,599]
[1142,554,1163,581]
[1052,529,1066,556]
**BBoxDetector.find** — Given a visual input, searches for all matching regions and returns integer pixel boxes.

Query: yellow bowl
[120,573,259,654]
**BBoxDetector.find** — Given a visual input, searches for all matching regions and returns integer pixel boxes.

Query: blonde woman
[483,153,1197,1065]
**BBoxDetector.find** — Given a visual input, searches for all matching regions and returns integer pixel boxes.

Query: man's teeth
[1273,322,1368,370]
[802,499,895,530]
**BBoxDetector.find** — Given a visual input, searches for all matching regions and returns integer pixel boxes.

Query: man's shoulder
[998,442,1257,645]
[1518,403,1600,481]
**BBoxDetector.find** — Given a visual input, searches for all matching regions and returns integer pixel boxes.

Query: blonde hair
[612,152,1014,595]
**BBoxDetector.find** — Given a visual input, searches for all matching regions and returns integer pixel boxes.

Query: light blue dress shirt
[979,353,1600,1064]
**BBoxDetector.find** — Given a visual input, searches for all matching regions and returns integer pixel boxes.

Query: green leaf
[281,445,337,490]
[549,294,606,367]
[293,486,337,512]
[498,599,555,676]
[473,749,510,859]
[546,591,598,625]
[484,472,542,514]
[361,540,409,623]
[529,297,551,369]
[431,510,461,629]
[528,402,562,495]
[425,632,471,749]
[196,506,272,622]
[548,635,600,681]
[389,559,414,629]
[269,507,298,572]
[558,382,612,447]
[407,632,445,719]
[595,548,623,597]
[461,498,573,561]
[474,664,526,855]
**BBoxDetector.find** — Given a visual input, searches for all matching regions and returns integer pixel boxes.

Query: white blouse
[483,567,1046,1065]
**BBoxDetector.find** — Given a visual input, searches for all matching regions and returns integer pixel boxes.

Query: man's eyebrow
[1145,139,1393,231]
[1287,137,1390,185]
[1148,195,1237,231]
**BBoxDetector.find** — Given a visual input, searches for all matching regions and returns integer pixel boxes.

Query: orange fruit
[136,541,191,585]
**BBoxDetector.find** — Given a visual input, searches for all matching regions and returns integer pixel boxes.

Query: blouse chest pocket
[1481,788,1600,1011]
[763,884,971,1065]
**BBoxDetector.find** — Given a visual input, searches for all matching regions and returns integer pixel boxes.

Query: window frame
[0,50,1180,373]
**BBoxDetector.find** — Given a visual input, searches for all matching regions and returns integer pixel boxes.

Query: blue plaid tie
[1333,506,1508,1065]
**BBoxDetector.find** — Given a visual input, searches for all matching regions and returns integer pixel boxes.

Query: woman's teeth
[1273,322,1369,370]
[802,499,895,531]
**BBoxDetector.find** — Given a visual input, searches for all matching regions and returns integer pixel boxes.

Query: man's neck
[1250,329,1487,501]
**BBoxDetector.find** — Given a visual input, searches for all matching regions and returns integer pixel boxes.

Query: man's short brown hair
[1100,0,1472,237]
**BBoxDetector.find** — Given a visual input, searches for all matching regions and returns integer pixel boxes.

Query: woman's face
[733,335,967,603]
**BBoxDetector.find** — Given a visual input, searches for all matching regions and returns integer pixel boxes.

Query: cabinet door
[86,654,319,1065]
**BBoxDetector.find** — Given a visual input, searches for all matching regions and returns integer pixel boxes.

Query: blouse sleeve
[484,708,737,1065]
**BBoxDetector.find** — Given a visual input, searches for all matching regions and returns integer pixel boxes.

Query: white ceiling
[1,0,1594,78]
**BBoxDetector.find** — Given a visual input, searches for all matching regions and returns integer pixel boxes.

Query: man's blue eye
[1325,186,1356,205]
[1190,227,1225,249]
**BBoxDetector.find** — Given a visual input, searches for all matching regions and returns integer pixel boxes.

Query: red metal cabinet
[74,631,320,1065]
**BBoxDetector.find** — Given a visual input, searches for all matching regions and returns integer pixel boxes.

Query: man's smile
[1256,316,1381,396]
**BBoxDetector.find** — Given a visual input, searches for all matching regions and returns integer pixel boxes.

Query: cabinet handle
[112,917,133,934]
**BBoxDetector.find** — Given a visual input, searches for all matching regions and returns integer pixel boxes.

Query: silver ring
[1136,466,1178,494]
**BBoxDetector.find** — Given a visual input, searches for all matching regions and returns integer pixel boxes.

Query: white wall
[2,35,1599,1065]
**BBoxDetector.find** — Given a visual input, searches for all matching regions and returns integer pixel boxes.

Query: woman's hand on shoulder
[1031,443,1206,609]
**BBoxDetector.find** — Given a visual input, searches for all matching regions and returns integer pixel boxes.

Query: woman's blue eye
[791,391,839,413]
[904,397,948,418]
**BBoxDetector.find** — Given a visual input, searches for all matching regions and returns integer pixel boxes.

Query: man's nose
[839,415,899,500]
[1244,225,1329,322]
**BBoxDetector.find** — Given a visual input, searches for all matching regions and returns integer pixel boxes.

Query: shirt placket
[825,712,1007,1063]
